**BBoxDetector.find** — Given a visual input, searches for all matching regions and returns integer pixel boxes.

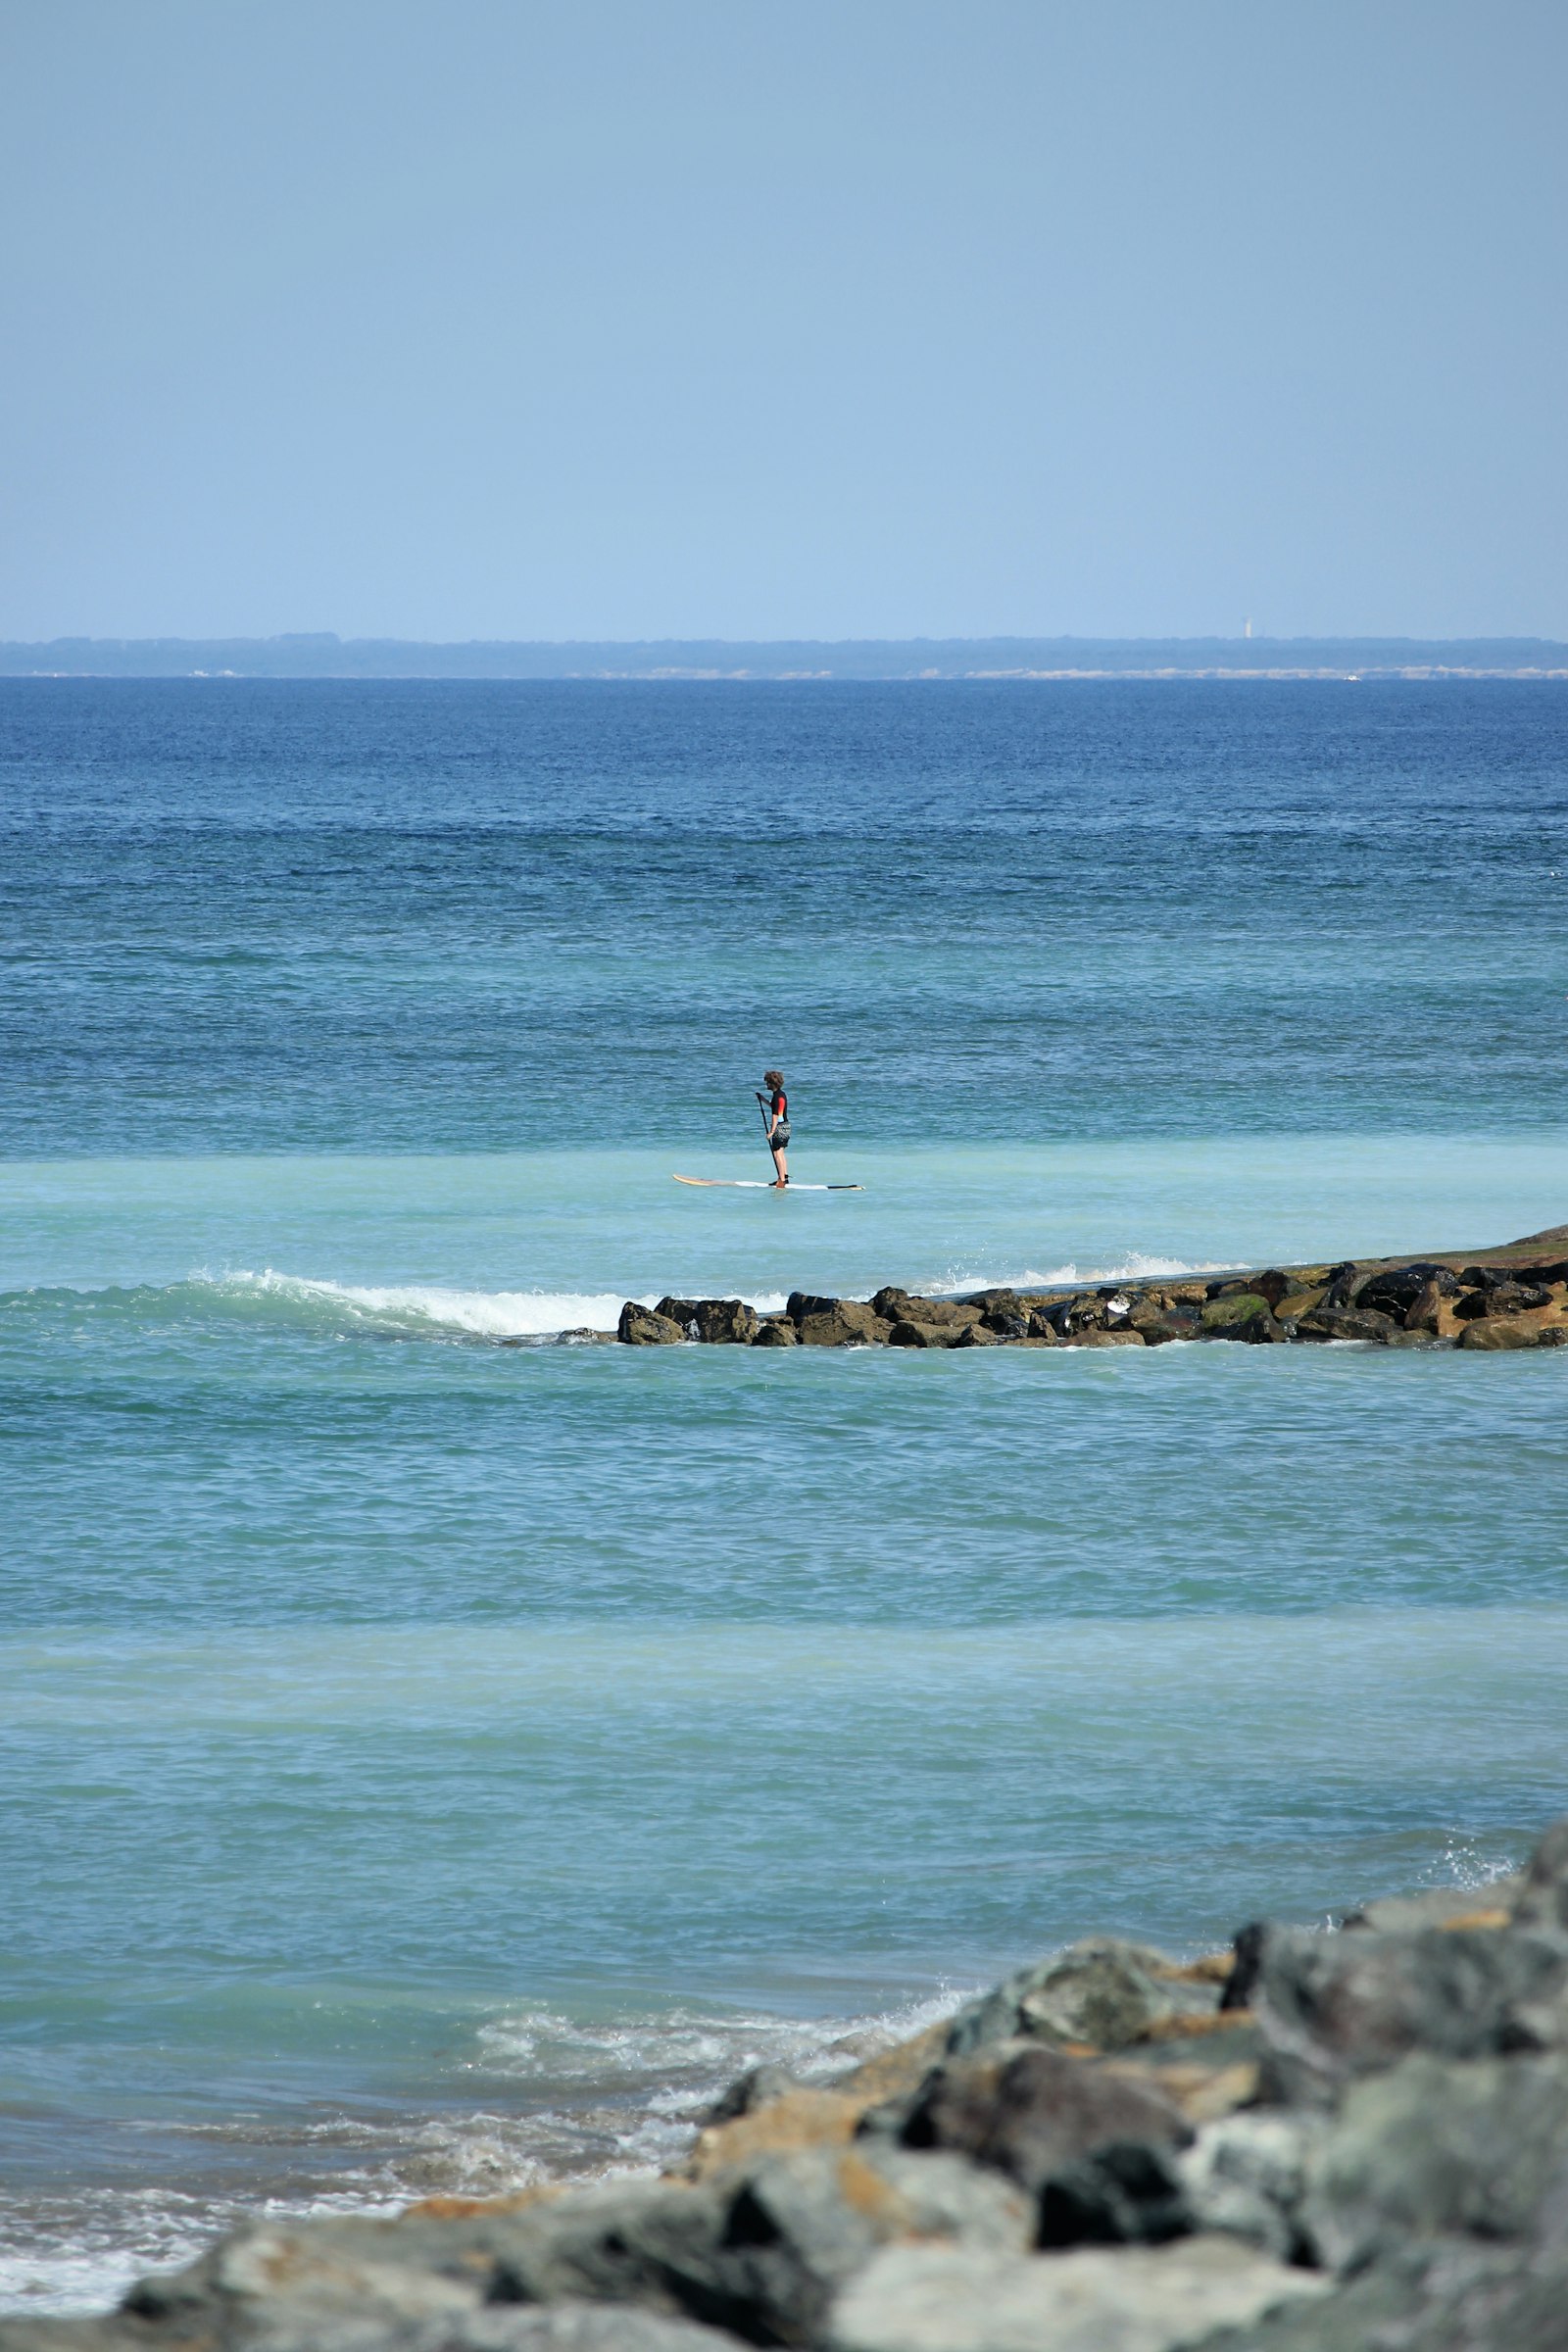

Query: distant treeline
[3,634,1566,679]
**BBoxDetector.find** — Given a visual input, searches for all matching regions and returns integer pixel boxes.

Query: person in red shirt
[760,1069,790,1188]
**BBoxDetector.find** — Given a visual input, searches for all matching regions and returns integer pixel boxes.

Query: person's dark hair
[763,1068,784,1091]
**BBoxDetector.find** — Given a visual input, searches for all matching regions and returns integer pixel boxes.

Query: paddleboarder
[759,1069,790,1188]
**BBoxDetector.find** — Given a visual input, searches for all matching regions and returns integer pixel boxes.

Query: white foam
[473,1989,960,2102]
[202,1271,787,1339]
[0,1988,966,2316]
[213,1270,636,1337]
[933,1253,1226,1294]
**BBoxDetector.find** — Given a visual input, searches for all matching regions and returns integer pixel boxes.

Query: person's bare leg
[770,1143,789,1188]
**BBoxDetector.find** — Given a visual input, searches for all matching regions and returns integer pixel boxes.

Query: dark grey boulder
[965,1289,1022,1316]
[785,1292,841,1323]
[751,1320,799,1347]
[1515,1818,1568,1940]
[1030,1298,1076,1337]
[0,2327,157,2352]
[1344,1880,1523,1935]
[490,2145,1027,2348]
[1319,1263,1364,1309]
[1454,1282,1551,1321]
[1131,1311,1201,1346]
[1174,2111,1324,2263]
[1300,2051,1568,2275]
[946,1939,1223,2058]
[683,2143,1029,2346]
[1250,1922,1568,2104]
[888,2043,1197,2246]
[1292,1305,1397,1344]
[1174,2240,1520,2352]
[0,2304,748,2352]
[825,2235,1326,2352]
[1356,1265,1456,1320]
[478,2180,735,2323]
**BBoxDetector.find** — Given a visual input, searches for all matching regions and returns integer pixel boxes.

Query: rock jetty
[616,1223,1568,1352]
[12,1819,1568,2351]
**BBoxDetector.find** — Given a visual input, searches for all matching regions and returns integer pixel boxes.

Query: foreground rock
[11,1821,1568,2352]
[613,1225,1568,1352]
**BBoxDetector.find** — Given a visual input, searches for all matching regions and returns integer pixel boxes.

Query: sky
[1,1,1564,643]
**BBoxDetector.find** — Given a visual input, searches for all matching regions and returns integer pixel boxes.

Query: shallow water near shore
[2,678,1566,2310]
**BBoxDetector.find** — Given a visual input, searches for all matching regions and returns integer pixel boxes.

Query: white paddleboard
[672,1175,864,1191]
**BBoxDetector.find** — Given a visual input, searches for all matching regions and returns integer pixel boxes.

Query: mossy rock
[1200,1293,1272,1331]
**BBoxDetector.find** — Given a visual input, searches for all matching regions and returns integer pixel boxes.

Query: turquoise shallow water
[1,681,1566,2309]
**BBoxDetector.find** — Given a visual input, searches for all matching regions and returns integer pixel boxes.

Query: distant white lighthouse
[1244,618,1253,639]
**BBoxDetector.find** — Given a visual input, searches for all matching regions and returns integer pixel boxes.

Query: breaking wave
[0,1987,962,2318]
[930,1251,1226,1294]
[0,1270,788,1346]
[0,1254,1228,1350]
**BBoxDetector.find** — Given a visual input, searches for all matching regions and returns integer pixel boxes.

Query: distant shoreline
[3,633,1566,682]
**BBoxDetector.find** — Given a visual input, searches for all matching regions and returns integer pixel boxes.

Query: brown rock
[870,1287,920,1320]
[886,1321,962,1348]
[685,2086,862,2181]
[894,1298,981,1331]
[1277,1289,1328,1321]
[832,2023,952,2108]
[1294,1305,1397,1344]
[1402,1277,1445,1335]
[1457,1317,1546,1350]
[899,2042,1191,2203]
[618,1302,688,1345]
[798,1300,892,1346]
[656,1298,760,1344]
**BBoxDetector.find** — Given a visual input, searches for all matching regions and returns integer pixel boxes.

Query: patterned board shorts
[770,1124,791,1149]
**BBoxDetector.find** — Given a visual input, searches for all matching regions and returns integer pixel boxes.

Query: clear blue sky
[2,0,1563,642]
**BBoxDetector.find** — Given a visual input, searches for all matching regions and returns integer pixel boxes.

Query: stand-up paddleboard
[672,1175,864,1191]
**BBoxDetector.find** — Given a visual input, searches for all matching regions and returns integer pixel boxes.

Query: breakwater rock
[617,1224,1568,1353]
[12,1821,1568,2352]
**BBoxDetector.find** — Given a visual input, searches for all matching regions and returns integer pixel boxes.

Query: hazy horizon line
[4,629,1566,683]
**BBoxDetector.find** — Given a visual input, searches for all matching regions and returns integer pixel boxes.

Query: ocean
[2,677,1566,2312]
